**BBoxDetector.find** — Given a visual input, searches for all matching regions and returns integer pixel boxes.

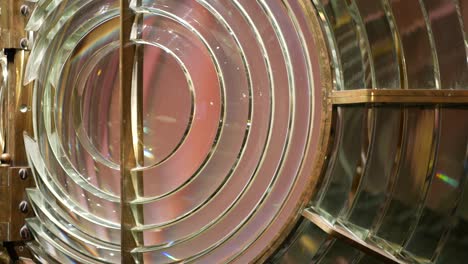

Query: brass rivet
[19,169,28,180]
[19,225,30,240]
[20,38,28,49]
[20,5,29,16]
[19,201,29,213]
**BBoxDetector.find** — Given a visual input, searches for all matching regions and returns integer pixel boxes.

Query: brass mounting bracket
[0,0,36,262]
[0,166,34,242]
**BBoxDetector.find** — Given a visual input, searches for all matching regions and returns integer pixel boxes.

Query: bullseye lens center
[81,43,193,168]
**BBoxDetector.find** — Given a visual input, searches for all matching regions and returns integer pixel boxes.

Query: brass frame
[0,50,34,243]
[0,14,35,261]
[330,89,468,105]
[0,1,35,262]
[120,1,140,263]
[6,51,33,166]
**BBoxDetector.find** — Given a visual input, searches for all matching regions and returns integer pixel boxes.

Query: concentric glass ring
[24,0,329,263]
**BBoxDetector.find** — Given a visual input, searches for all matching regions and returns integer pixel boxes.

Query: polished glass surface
[313,0,468,90]
[404,108,468,262]
[372,107,437,249]
[313,106,366,220]
[345,107,403,235]
[127,1,324,262]
[354,0,401,89]
[318,239,361,263]
[24,0,122,263]
[313,0,366,90]
[424,0,468,89]
[389,0,439,89]
[308,0,468,261]
[309,105,466,263]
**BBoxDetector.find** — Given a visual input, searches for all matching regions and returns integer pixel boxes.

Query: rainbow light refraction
[436,172,459,188]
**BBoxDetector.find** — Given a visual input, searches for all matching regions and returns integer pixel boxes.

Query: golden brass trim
[120,1,141,263]
[1,49,35,244]
[302,209,404,264]
[330,89,468,105]
[6,50,33,166]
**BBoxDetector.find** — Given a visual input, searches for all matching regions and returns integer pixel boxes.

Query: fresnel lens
[0,0,467,263]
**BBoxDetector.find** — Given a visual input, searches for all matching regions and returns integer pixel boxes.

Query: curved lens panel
[24,0,121,262]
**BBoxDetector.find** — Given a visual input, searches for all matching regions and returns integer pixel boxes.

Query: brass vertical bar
[6,50,33,166]
[2,50,34,244]
[120,1,138,263]
[329,89,468,104]
[0,52,6,154]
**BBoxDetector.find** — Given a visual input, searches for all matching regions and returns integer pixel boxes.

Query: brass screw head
[19,225,30,240]
[19,169,28,180]
[20,5,29,16]
[19,201,29,213]
[20,38,29,49]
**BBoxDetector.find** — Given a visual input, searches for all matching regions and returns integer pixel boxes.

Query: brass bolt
[19,168,28,180]
[20,5,29,16]
[20,38,28,49]
[19,201,29,213]
[19,225,30,240]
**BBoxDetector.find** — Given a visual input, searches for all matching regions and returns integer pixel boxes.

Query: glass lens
[345,107,403,235]
[372,107,437,249]
[313,106,366,221]
[126,1,324,262]
[24,1,121,262]
[307,105,468,262]
[25,0,327,263]
[404,108,468,261]
[313,0,366,90]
